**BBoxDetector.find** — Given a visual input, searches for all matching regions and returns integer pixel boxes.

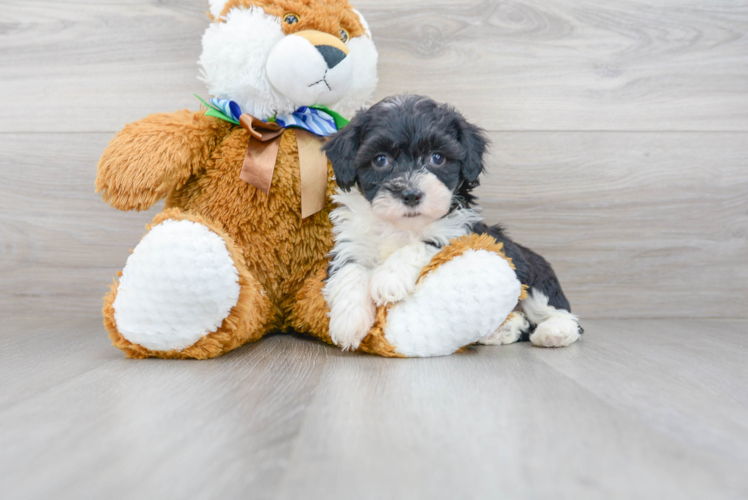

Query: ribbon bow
[196,96,349,218]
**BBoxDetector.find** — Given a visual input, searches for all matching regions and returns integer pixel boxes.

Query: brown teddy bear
[96,0,524,359]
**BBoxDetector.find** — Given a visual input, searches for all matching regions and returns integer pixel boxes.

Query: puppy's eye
[430,152,445,166]
[372,154,391,169]
[339,28,349,43]
[284,13,300,25]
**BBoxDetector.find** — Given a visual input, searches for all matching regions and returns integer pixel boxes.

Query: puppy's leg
[369,242,439,306]
[478,311,531,345]
[522,290,581,347]
[323,263,375,350]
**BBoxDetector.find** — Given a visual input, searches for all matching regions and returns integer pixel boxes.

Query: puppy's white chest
[375,234,415,263]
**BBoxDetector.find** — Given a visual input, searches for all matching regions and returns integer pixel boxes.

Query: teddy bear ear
[208,0,230,19]
[352,9,372,38]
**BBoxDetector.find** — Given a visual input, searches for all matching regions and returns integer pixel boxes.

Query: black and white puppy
[322,95,581,350]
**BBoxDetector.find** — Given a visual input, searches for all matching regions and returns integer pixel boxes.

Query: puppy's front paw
[369,266,417,306]
[329,300,376,351]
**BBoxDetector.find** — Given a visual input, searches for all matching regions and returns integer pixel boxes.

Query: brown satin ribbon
[238,113,328,218]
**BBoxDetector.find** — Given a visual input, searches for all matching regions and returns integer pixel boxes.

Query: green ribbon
[195,94,350,129]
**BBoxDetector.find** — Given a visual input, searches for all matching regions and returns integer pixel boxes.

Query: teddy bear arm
[359,234,525,357]
[95,110,232,211]
[292,234,525,358]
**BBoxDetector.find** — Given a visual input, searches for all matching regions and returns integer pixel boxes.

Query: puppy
[321,95,582,350]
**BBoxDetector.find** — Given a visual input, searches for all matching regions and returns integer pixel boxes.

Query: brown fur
[99,113,340,358]
[291,264,334,345]
[96,110,233,212]
[165,126,338,331]
[99,115,524,359]
[210,0,367,39]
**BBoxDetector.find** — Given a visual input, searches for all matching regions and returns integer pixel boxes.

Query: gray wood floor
[2,1,747,499]
[0,316,748,499]
[1,317,746,500]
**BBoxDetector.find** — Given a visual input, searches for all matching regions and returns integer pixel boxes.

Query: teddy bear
[96,0,524,359]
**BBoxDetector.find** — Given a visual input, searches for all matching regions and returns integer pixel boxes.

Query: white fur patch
[329,188,482,272]
[522,290,581,348]
[323,263,375,350]
[208,0,229,19]
[266,34,353,107]
[113,220,241,352]
[369,242,439,306]
[199,5,377,120]
[199,7,294,119]
[323,188,484,352]
[479,311,530,345]
[384,250,522,357]
[371,172,453,230]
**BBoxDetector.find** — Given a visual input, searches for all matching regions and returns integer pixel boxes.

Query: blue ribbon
[208,98,340,137]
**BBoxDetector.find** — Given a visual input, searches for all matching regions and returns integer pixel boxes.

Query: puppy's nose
[316,45,346,69]
[401,189,423,207]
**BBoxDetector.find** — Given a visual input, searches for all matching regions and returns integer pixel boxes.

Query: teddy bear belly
[165,128,335,324]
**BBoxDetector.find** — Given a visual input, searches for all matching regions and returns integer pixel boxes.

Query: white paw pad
[113,219,241,352]
[530,316,581,347]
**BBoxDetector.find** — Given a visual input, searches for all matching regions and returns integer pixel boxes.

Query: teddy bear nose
[316,45,346,69]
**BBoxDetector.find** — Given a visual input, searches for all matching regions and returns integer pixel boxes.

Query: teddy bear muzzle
[266,30,353,107]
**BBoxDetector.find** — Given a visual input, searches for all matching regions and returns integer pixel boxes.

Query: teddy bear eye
[283,13,300,25]
[339,28,349,43]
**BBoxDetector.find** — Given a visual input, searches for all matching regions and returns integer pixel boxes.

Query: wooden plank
[531,319,748,463]
[1,317,746,499]
[0,322,330,500]
[0,316,115,411]
[0,133,161,317]
[276,322,748,499]
[369,0,748,132]
[1,131,746,319]
[477,130,748,319]
[1,0,748,132]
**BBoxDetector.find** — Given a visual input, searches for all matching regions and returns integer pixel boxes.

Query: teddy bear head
[199,0,378,120]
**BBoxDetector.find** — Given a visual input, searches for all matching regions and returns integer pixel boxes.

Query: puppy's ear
[322,112,366,191]
[456,117,489,186]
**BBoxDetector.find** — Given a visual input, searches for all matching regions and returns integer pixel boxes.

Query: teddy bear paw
[112,219,241,352]
[383,249,522,357]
